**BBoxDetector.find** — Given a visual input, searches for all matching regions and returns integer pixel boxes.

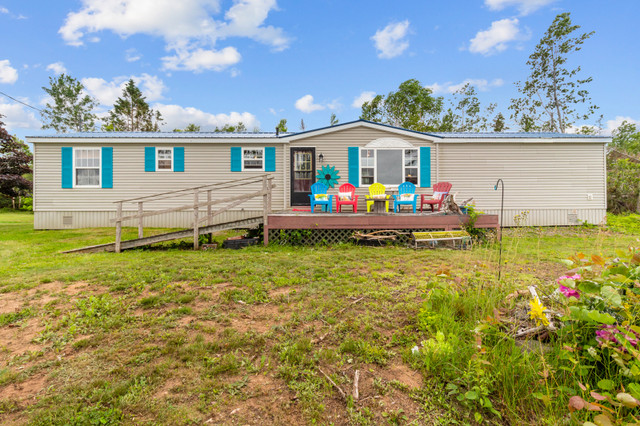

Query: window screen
[75,148,100,186]
[376,150,403,185]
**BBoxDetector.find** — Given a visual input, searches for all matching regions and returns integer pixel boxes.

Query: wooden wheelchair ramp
[64,217,264,254]
[65,175,275,254]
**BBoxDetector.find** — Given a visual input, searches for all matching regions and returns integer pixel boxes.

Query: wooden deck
[264,212,499,245]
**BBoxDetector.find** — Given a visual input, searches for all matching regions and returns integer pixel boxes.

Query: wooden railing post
[115,201,123,253]
[262,175,269,246]
[138,202,144,239]
[193,189,200,250]
[207,190,213,226]
[207,189,212,244]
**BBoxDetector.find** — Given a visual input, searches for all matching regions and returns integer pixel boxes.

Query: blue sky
[1,0,639,141]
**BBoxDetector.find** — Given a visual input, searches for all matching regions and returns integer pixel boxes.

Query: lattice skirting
[268,228,449,246]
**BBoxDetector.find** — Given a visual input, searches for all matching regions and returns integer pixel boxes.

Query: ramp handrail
[112,174,274,252]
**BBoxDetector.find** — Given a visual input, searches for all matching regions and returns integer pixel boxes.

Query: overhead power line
[0,90,43,113]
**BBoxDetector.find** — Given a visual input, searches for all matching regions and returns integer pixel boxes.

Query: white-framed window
[243,147,264,170]
[156,147,173,171]
[74,147,101,187]
[360,148,419,186]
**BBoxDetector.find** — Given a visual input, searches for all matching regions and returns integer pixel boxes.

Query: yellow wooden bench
[411,230,472,250]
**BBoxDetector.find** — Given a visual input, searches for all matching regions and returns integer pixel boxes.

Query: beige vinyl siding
[287,127,437,209]
[33,141,284,229]
[438,142,607,226]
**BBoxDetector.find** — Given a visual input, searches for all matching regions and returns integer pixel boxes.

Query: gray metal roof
[29,131,290,139]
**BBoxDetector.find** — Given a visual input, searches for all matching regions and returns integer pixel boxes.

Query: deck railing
[110,175,275,252]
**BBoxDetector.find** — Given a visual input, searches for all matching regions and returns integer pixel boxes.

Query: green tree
[103,79,163,131]
[276,119,288,133]
[214,122,246,133]
[491,112,508,132]
[41,74,98,132]
[509,13,598,133]
[611,121,640,155]
[173,123,201,132]
[0,116,32,209]
[442,83,497,132]
[360,79,443,131]
[330,113,339,126]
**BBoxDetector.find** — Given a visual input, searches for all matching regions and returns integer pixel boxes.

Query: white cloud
[155,103,259,130]
[220,0,290,52]
[82,73,166,106]
[125,48,141,62]
[351,91,376,108]
[0,102,40,130]
[327,99,342,111]
[162,47,241,72]
[427,78,505,94]
[295,94,325,114]
[371,20,410,59]
[46,62,67,75]
[59,0,289,72]
[0,7,8,14]
[0,59,18,84]
[485,0,555,15]
[469,18,526,55]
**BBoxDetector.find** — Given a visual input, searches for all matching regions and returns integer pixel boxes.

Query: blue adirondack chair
[309,182,333,213]
[393,181,417,213]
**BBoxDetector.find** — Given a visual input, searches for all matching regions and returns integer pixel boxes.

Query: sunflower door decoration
[316,165,341,188]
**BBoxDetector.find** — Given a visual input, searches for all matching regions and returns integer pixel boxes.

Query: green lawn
[0,211,637,425]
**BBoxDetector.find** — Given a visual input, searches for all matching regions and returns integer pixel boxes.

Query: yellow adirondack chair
[365,183,390,212]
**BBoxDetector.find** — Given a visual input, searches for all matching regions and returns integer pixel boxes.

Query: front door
[290,147,315,206]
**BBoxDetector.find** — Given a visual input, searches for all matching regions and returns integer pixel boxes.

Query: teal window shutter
[174,147,185,172]
[61,147,73,188]
[145,147,155,172]
[420,147,431,188]
[101,147,113,188]
[265,147,276,172]
[348,147,359,187]
[230,147,241,172]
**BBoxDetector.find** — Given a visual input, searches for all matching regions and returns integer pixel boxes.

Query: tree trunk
[11,196,15,209]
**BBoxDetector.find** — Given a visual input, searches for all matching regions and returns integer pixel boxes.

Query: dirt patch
[229,304,288,334]
[0,319,46,362]
[380,363,422,389]
[0,281,94,312]
[0,372,48,402]
[153,376,184,399]
[205,373,306,425]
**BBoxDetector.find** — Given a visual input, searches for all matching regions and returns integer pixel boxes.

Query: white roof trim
[28,137,288,144]
[365,137,415,148]
[433,137,610,144]
[283,121,439,142]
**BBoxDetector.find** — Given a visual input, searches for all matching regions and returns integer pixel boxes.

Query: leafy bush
[607,158,640,214]
[551,249,640,422]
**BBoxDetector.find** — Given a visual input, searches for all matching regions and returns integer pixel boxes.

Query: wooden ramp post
[137,202,144,239]
[193,189,199,250]
[115,201,122,253]
[263,175,269,246]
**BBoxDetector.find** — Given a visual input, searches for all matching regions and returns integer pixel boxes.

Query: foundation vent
[62,215,73,226]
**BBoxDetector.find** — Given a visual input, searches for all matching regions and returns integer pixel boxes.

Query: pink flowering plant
[553,248,640,421]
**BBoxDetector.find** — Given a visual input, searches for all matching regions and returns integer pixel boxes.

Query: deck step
[64,217,263,254]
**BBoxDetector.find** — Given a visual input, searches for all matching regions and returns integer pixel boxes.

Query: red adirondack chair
[336,183,359,213]
[420,182,452,212]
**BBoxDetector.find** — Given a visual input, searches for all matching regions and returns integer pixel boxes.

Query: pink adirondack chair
[335,183,358,213]
[420,182,452,212]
